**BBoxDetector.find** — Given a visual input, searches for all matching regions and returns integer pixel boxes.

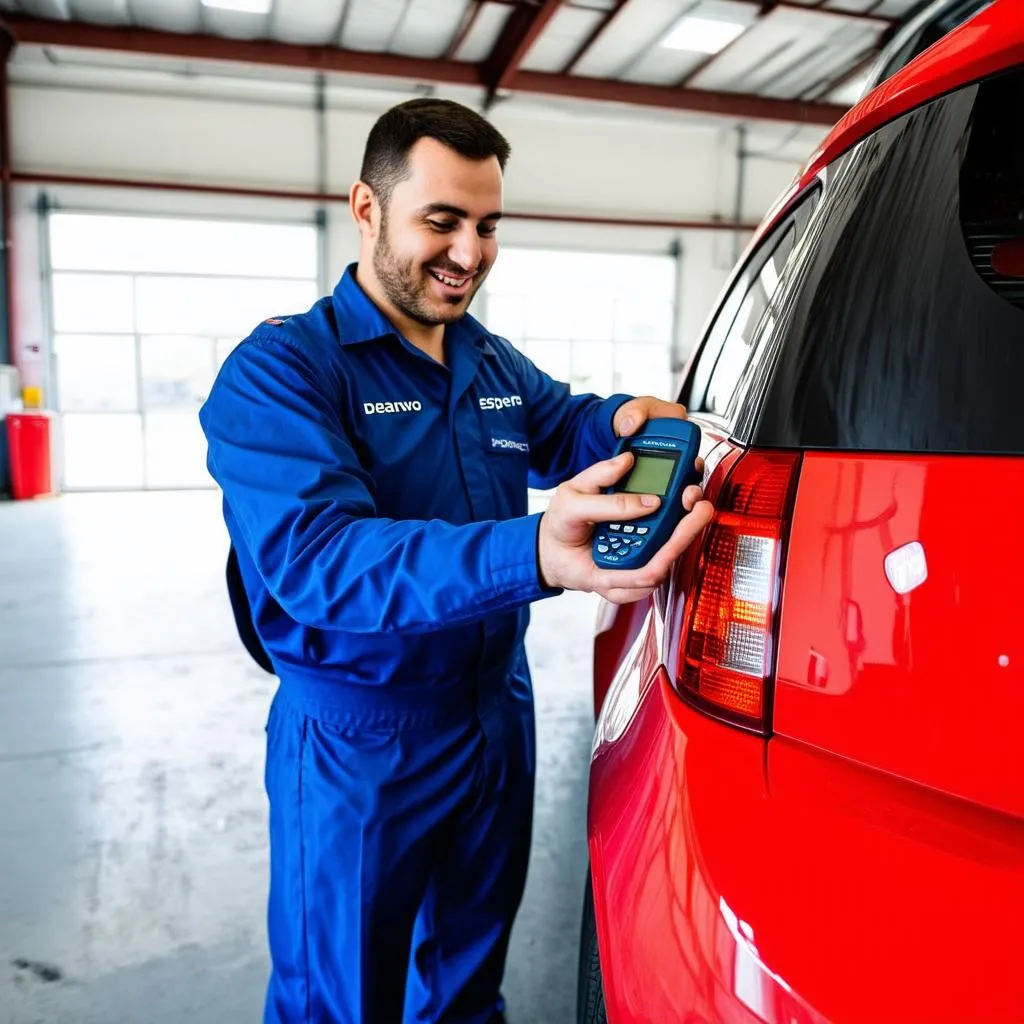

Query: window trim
[679,183,822,431]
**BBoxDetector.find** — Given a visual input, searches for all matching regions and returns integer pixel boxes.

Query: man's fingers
[682,484,704,511]
[642,500,715,577]
[590,500,715,591]
[570,451,704,501]
[568,451,633,495]
[565,490,663,525]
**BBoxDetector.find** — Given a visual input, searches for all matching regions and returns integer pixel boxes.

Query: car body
[862,0,993,94]
[579,2,1024,1021]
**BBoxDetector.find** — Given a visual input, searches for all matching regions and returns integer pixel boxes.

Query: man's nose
[448,227,481,272]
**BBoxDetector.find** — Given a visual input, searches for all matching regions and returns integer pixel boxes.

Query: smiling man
[199,98,712,1024]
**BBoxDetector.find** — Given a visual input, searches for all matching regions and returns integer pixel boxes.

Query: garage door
[48,212,319,490]
[483,247,677,401]
[482,247,678,507]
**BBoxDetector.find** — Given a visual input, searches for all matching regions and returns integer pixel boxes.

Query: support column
[0,26,14,367]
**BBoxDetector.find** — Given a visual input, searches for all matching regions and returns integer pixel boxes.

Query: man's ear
[350,180,379,239]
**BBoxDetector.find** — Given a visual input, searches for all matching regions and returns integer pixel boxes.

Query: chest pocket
[482,425,530,519]
[485,431,530,457]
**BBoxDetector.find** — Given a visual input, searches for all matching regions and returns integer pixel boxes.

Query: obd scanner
[593,418,702,569]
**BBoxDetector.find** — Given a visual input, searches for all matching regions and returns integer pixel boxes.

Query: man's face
[372,137,503,328]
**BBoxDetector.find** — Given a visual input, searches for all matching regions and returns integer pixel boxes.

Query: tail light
[677,450,800,734]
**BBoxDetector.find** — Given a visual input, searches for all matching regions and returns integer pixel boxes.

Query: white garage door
[482,248,678,401]
[48,212,320,490]
[482,247,678,509]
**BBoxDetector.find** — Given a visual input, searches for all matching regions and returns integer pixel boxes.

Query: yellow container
[22,386,43,409]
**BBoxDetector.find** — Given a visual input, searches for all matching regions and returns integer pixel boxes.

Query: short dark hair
[359,98,511,208]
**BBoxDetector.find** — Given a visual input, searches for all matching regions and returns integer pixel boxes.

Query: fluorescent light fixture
[201,0,272,13]
[662,16,747,54]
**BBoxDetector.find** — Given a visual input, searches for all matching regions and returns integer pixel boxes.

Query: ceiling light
[201,0,272,13]
[662,16,747,55]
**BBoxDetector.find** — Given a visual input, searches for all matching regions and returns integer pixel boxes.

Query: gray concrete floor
[0,491,599,1024]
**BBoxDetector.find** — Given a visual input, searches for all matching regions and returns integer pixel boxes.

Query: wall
[7,60,822,396]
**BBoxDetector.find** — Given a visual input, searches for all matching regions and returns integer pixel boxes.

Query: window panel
[140,335,216,410]
[525,295,582,341]
[215,336,243,371]
[52,274,135,333]
[135,276,319,336]
[50,214,317,278]
[525,339,572,385]
[482,247,678,473]
[613,301,674,344]
[486,294,528,343]
[615,343,672,400]
[570,339,614,397]
[144,412,214,489]
[570,299,615,342]
[600,256,676,302]
[54,334,137,412]
[61,413,145,489]
[48,211,319,490]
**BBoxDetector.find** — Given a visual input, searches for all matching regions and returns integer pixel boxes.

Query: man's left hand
[613,397,688,438]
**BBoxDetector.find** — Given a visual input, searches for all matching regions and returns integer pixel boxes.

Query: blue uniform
[199,265,630,1024]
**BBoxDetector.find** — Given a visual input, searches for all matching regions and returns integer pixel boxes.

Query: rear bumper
[588,669,1024,1024]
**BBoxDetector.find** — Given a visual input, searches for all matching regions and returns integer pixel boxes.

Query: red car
[578,3,1024,1022]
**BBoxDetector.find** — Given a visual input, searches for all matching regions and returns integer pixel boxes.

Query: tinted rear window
[753,66,1024,454]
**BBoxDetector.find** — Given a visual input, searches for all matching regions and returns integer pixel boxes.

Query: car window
[751,65,1024,454]
[685,189,818,420]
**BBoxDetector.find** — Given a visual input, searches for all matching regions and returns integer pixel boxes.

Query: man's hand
[613,396,688,438]
[537,451,714,605]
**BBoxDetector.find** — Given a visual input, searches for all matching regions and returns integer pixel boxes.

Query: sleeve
[506,345,632,489]
[199,335,555,635]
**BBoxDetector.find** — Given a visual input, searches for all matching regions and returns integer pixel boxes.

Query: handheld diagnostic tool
[592,417,702,569]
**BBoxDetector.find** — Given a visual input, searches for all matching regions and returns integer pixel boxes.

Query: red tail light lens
[678,451,800,733]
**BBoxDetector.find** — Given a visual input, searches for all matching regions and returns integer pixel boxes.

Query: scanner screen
[623,453,675,497]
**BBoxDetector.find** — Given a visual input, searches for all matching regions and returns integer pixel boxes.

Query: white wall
[7,60,823,395]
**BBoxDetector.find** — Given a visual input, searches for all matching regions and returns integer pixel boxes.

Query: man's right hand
[537,451,714,605]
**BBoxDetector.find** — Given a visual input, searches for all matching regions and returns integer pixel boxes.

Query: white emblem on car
[884,541,928,595]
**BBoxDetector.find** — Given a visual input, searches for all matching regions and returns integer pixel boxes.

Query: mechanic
[199,97,713,1024]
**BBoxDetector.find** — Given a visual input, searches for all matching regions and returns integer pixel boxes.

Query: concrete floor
[0,491,600,1024]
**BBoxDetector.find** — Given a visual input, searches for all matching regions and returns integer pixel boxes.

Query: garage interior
[0,1,954,1021]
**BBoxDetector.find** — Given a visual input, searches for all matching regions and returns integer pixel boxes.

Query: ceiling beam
[7,15,484,86]
[775,1,893,25]
[4,15,848,127]
[808,45,879,99]
[511,69,846,125]
[12,170,759,231]
[483,0,564,104]
[678,0,891,89]
[445,0,484,61]
[562,0,629,75]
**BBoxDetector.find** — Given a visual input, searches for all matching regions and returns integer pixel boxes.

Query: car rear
[586,24,1024,1024]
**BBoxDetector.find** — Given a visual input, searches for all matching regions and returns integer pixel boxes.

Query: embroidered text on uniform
[363,401,423,414]
[479,395,523,411]
[491,438,529,452]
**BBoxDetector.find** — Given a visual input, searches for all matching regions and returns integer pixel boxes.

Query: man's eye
[479,225,498,237]
[428,220,456,232]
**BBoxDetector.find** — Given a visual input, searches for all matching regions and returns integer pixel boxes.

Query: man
[199,97,713,1024]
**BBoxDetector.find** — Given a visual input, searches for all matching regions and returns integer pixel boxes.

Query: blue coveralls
[199,265,630,1024]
